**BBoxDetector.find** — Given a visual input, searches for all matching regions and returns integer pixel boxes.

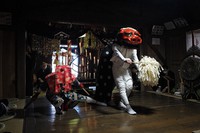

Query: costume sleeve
[112,44,126,61]
[132,49,139,62]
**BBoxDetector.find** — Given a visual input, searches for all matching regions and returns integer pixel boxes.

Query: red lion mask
[118,27,142,45]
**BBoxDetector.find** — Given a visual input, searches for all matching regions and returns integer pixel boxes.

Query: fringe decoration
[137,56,163,87]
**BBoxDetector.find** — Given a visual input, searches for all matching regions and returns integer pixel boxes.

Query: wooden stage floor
[23,91,200,133]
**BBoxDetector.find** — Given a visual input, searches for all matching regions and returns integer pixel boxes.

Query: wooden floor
[23,91,200,133]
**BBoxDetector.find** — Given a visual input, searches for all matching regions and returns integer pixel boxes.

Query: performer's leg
[118,81,129,105]
[112,65,136,115]
[114,69,132,105]
[46,90,64,115]
[125,78,137,115]
[118,78,133,108]
[126,78,133,97]
[117,77,136,115]
[53,96,64,114]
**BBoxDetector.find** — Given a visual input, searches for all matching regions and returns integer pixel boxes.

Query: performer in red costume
[45,65,106,114]
[110,27,142,115]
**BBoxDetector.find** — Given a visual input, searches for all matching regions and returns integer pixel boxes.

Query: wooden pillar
[16,11,26,98]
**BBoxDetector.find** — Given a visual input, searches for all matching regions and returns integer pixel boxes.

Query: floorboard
[21,91,200,133]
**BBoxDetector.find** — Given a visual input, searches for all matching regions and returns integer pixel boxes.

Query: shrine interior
[1,0,200,133]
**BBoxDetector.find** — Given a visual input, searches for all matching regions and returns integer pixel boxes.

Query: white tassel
[137,56,163,87]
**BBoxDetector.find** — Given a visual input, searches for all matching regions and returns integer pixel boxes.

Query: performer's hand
[125,58,133,64]
[38,78,44,83]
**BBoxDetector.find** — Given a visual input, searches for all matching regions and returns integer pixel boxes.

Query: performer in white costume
[110,27,142,115]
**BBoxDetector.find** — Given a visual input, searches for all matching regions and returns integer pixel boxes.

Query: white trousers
[112,63,133,105]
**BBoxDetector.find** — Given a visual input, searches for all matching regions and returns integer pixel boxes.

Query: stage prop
[180,55,200,100]
[180,32,200,100]
[137,56,163,87]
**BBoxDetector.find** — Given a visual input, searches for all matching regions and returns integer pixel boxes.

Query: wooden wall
[165,32,187,73]
[0,30,16,98]
[0,31,2,98]
[140,27,188,87]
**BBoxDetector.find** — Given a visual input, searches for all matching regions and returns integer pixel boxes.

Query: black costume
[94,45,115,104]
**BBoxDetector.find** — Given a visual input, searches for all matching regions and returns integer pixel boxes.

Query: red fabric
[45,65,76,94]
[79,83,84,88]
[45,72,60,94]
